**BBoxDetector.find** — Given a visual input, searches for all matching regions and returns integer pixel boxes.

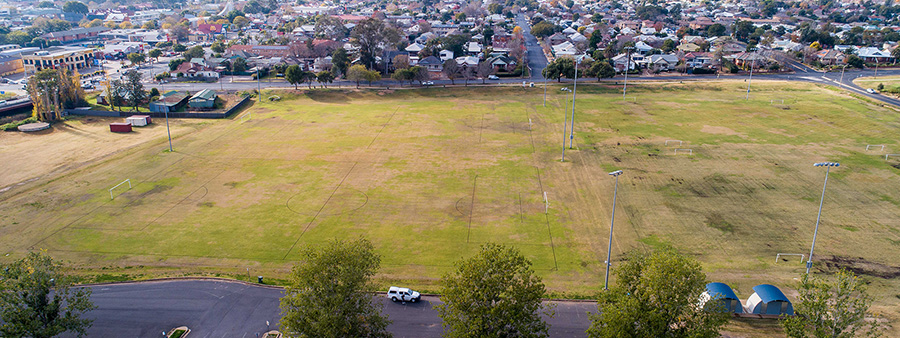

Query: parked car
[423,81,434,86]
[487,75,500,80]
[866,88,876,94]
[386,286,420,303]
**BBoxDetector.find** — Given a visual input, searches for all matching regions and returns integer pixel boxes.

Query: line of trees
[279,240,886,338]
[26,68,87,121]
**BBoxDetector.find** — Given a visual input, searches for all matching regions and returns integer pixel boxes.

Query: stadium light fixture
[806,162,839,274]
[604,170,623,290]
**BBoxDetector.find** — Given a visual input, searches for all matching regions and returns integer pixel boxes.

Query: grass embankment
[2,81,900,336]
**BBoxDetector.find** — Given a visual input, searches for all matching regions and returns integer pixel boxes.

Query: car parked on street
[488,75,499,80]
[386,286,420,303]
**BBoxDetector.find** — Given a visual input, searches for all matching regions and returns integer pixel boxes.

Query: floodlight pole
[839,65,846,88]
[562,94,569,161]
[806,162,838,274]
[543,69,547,107]
[746,48,757,100]
[165,109,173,152]
[623,47,634,99]
[569,57,580,149]
[604,170,623,290]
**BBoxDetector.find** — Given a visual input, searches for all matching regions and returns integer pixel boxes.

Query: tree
[123,69,146,111]
[108,79,125,111]
[63,1,89,14]
[347,64,368,88]
[892,47,900,61]
[530,22,557,38]
[126,52,145,67]
[410,66,429,85]
[392,54,410,70]
[169,25,189,42]
[168,58,185,71]
[391,68,414,86]
[81,19,103,28]
[661,39,677,53]
[26,68,85,121]
[316,71,334,88]
[232,16,250,30]
[182,46,205,60]
[589,61,616,79]
[0,252,96,338]
[285,65,302,89]
[279,238,391,338]
[232,57,247,73]
[847,55,864,69]
[6,31,31,46]
[365,70,381,86]
[148,48,162,62]
[781,270,884,338]
[301,71,317,89]
[173,43,187,52]
[476,61,494,84]
[37,1,55,8]
[437,243,552,338]
[542,58,575,82]
[586,249,729,338]
[351,18,401,69]
[314,15,348,40]
[331,47,350,77]
[443,59,460,84]
[707,23,726,37]
[210,41,226,54]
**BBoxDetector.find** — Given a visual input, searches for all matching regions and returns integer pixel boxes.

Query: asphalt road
[64,279,596,338]
[517,13,549,81]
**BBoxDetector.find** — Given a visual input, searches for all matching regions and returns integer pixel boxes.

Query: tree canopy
[63,1,89,14]
[351,18,400,69]
[279,238,391,338]
[437,243,552,338]
[781,270,884,338]
[0,252,96,338]
[587,249,729,338]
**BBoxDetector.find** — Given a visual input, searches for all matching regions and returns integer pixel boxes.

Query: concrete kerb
[72,276,597,302]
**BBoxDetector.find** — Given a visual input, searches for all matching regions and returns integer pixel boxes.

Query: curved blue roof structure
[706,282,738,300]
[752,284,789,303]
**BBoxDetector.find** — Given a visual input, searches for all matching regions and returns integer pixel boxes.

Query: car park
[386,286,420,303]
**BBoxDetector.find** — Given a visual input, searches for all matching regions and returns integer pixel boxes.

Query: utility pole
[569,57,580,149]
[604,170,623,290]
[622,46,634,99]
[746,48,758,100]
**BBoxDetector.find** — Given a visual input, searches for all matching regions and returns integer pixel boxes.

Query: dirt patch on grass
[823,256,900,279]
[701,125,742,136]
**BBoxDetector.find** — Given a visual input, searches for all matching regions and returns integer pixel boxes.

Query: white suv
[387,286,420,303]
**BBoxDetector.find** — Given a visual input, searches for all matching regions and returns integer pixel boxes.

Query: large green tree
[542,57,575,82]
[331,47,350,77]
[587,249,729,338]
[279,238,391,338]
[123,69,146,112]
[351,18,400,69]
[347,64,368,88]
[0,252,96,338]
[63,1,89,14]
[781,270,884,338]
[436,243,552,338]
[285,64,302,89]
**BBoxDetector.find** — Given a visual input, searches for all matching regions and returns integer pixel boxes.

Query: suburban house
[175,62,220,79]
[487,55,517,72]
[814,49,846,65]
[646,54,680,70]
[188,89,218,109]
[418,55,443,72]
[856,47,894,63]
[149,91,189,113]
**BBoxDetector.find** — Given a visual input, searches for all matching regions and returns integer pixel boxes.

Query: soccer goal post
[775,253,805,264]
[674,148,693,155]
[109,179,132,199]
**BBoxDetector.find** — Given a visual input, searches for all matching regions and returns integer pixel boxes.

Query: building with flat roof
[0,54,23,76]
[22,47,96,73]
[40,26,109,43]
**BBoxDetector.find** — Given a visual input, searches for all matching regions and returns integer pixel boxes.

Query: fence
[65,96,252,119]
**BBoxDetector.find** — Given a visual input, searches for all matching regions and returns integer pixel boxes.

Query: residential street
[64,279,597,338]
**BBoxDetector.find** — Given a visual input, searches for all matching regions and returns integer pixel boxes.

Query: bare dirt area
[0,115,210,192]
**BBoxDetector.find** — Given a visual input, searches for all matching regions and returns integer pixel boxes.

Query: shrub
[1,116,38,131]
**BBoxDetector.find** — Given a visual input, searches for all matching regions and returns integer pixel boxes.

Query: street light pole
[623,47,634,99]
[165,109,173,152]
[604,170,623,290]
[561,88,570,161]
[806,162,839,274]
[569,57,580,149]
[746,48,757,100]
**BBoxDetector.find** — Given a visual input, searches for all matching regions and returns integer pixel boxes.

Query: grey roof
[418,55,442,65]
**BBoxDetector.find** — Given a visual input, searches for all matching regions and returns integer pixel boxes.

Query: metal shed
[700,282,743,313]
[189,89,217,109]
[126,115,151,126]
[109,122,132,133]
[745,284,794,315]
